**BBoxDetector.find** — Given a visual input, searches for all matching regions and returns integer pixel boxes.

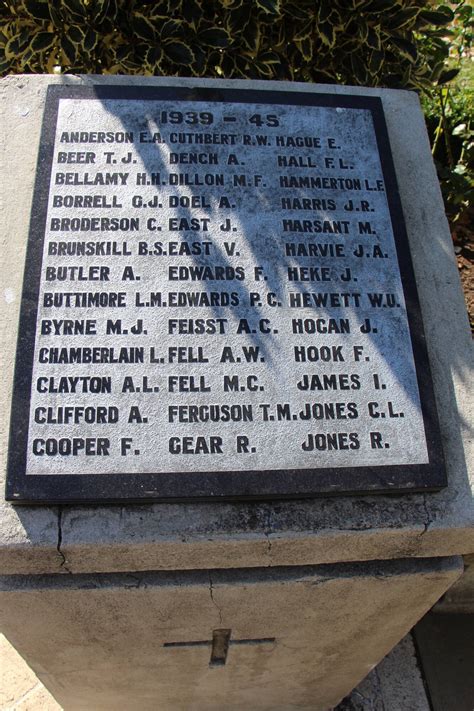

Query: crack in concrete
[264,531,273,565]
[124,574,142,588]
[263,507,274,567]
[208,572,223,625]
[352,688,376,710]
[373,666,386,711]
[420,494,432,535]
[8,681,43,709]
[57,507,72,574]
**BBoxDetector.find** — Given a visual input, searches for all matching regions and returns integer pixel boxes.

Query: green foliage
[0,0,456,88]
[0,0,471,225]
[420,2,473,225]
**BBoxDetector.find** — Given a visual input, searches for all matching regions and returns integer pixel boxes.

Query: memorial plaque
[6,84,446,503]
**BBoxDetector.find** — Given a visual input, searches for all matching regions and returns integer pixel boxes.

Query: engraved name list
[6,85,446,502]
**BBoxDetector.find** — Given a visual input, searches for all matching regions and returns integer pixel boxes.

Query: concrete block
[336,634,430,711]
[0,557,462,710]
[433,553,474,613]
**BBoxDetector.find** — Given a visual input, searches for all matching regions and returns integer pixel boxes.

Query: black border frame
[6,85,447,503]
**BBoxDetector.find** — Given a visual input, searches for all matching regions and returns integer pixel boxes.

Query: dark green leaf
[333,10,345,30]
[100,0,118,25]
[147,0,168,16]
[368,49,384,75]
[30,31,56,52]
[296,36,312,61]
[318,2,332,24]
[19,25,33,46]
[437,68,460,85]
[418,9,454,27]
[410,74,433,91]
[457,5,473,22]
[199,27,231,48]
[146,45,162,66]
[216,52,232,76]
[365,0,401,12]
[226,4,251,35]
[191,45,207,76]
[357,18,369,42]
[386,7,420,30]
[351,52,368,84]
[115,44,129,61]
[67,25,84,44]
[312,68,338,83]
[160,19,184,40]
[90,0,111,23]
[132,14,156,42]
[167,0,182,13]
[5,35,24,59]
[181,0,201,25]
[437,5,455,19]
[133,43,148,64]
[49,5,63,28]
[283,3,308,21]
[294,20,313,42]
[60,34,77,63]
[253,59,274,77]
[256,0,280,15]
[366,26,381,50]
[241,17,260,52]
[391,36,417,63]
[84,27,99,52]
[163,40,195,65]
[23,0,50,21]
[98,16,115,34]
[258,50,280,64]
[119,54,142,69]
[426,35,450,56]
[317,21,336,48]
[62,0,87,20]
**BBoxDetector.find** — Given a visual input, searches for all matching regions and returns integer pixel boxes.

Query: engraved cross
[164,629,275,666]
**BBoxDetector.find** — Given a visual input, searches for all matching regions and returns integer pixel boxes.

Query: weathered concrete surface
[0,630,434,711]
[336,633,430,711]
[0,558,462,711]
[433,552,474,612]
[1,75,472,575]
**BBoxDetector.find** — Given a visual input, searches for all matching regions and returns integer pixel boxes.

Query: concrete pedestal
[0,559,462,711]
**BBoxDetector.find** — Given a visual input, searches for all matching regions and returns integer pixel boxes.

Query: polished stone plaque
[6,84,446,502]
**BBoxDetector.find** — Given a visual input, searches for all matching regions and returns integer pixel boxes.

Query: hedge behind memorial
[1,0,472,226]
[0,0,457,89]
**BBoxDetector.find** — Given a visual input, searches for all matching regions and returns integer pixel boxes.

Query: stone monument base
[0,557,461,710]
